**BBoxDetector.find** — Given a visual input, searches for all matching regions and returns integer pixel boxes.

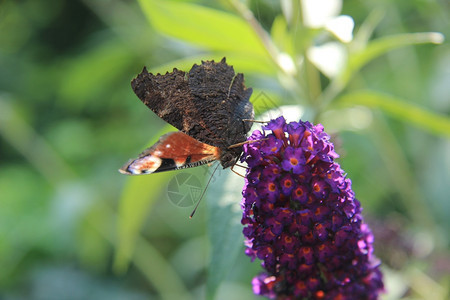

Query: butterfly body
[120,58,254,175]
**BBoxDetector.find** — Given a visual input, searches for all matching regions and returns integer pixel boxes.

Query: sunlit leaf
[206,167,245,299]
[137,0,268,58]
[336,90,450,137]
[136,0,279,76]
[114,127,174,273]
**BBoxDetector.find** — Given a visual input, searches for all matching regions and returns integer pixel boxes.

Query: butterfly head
[219,146,242,169]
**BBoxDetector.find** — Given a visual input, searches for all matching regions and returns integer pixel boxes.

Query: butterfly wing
[187,58,254,148]
[119,131,220,175]
[131,58,254,149]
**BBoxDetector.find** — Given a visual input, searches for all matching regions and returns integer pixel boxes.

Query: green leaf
[205,167,245,299]
[133,237,192,300]
[341,32,444,85]
[271,15,294,56]
[352,8,385,47]
[336,90,450,137]
[137,0,267,58]
[114,126,174,273]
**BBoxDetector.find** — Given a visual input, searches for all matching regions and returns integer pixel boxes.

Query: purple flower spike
[241,116,384,299]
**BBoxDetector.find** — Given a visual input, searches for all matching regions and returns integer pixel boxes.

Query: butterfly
[119,58,254,175]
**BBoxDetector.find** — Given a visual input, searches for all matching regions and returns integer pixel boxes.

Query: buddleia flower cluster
[240,116,384,299]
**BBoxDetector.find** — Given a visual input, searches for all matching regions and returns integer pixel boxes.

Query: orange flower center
[284,236,292,243]
[315,290,325,299]
[268,183,276,192]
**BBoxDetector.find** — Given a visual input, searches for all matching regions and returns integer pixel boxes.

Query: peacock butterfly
[119,58,254,175]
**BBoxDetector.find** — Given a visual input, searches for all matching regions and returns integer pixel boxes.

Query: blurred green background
[1,0,449,299]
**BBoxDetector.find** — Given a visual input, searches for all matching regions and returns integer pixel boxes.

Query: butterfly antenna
[242,119,268,124]
[190,163,220,219]
[227,138,268,149]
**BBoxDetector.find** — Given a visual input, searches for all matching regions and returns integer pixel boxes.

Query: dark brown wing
[131,58,254,149]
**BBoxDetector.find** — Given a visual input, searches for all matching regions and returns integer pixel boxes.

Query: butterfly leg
[230,164,245,178]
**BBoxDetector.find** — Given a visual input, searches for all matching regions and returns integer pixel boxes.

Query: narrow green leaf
[336,90,450,137]
[114,127,174,273]
[342,32,444,84]
[271,15,294,56]
[352,8,385,47]
[137,0,268,58]
[133,237,192,300]
[206,167,245,299]
[94,202,191,300]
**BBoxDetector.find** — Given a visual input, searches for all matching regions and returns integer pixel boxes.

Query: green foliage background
[1,0,449,299]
